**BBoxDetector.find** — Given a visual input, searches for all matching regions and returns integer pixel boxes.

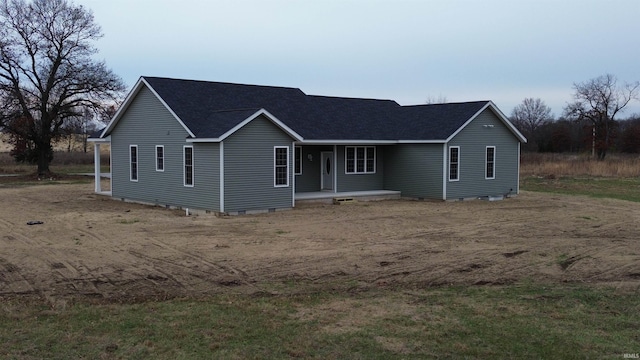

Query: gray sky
[77,0,640,117]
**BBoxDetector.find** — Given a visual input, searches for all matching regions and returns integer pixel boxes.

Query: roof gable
[101,78,194,138]
[444,101,527,143]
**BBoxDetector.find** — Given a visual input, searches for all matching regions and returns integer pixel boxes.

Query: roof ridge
[401,100,490,108]
[142,76,304,92]
[306,94,399,104]
[208,108,262,114]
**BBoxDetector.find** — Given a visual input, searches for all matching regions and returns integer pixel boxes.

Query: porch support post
[94,143,101,193]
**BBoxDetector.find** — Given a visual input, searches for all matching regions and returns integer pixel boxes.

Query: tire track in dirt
[0,257,36,295]
[152,239,250,279]
[5,228,103,298]
[127,244,253,292]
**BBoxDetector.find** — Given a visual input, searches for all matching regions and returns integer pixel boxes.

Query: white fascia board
[217,109,304,142]
[488,101,528,143]
[100,77,196,139]
[186,138,221,143]
[300,139,398,145]
[100,78,146,137]
[87,135,111,143]
[397,140,446,144]
[141,78,196,138]
[445,101,527,143]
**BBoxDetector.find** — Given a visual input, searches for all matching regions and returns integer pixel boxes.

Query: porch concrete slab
[295,190,401,203]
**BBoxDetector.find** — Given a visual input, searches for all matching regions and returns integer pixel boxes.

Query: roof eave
[299,139,398,145]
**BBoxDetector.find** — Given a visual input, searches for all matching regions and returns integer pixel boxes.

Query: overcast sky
[76,0,640,117]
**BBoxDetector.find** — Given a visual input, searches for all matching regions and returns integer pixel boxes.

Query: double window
[274,146,289,187]
[486,146,495,179]
[184,146,194,187]
[448,146,459,181]
[345,146,375,174]
[130,145,138,181]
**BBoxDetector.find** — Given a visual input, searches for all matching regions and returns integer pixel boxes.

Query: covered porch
[88,137,112,196]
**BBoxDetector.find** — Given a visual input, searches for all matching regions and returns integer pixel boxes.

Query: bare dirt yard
[1,183,639,304]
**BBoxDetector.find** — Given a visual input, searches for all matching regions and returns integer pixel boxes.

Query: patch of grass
[0,151,109,175]
[1,284,638,359]
[521,176,640,202]
[0,175,93,188]
[117,218,140,225]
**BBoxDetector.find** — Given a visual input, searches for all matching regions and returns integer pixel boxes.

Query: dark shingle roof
[140,77,499,141]
[395,102,490,140]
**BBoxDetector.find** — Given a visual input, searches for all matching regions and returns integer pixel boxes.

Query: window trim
[155,145,164,172]
[184,145,194,187]
[129,145,138,182]
[294,146,302,175]
[345,146,376,174]
[448,146,460,182]
[485,146,496,180]
[274,146,290,187]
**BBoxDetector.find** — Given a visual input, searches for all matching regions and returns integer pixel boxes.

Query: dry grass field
[521,152,640,178]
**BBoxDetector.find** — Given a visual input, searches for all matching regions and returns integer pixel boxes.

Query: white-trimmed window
[294,146,302,175]
[156,145,164,172]
[345,146,375,174]
[449,146,459,181]
[184,146,194,187]
[486,146,495,179]
[274,146,289,187]
[129,145,138,182]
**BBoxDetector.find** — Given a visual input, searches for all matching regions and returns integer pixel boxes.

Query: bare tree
[425,94,448,104]
[564,74,639,160]
[0,0,125,176]
[510,98,552,151]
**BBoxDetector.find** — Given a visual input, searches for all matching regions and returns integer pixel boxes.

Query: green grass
[521,176,640,202]
[1,284,638,359]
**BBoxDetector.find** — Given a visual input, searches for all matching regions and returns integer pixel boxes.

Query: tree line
[511,74,640,159]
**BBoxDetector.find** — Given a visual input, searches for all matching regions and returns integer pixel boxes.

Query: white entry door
[321,152,333,191]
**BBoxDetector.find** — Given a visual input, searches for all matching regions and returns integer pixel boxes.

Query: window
[486,146,495,179]
[156,145,164,172]
[130,145,138,181]
[274,146,289,187]
[184,146,193,187]
[345,146,375,174]
[295,146,302,175]
[449,146,459,181]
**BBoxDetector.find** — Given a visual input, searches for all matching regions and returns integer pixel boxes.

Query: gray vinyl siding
[384,144,443,199]
[223,115,294,212]
[335,145,385,192]
[295,145,332,192]
[446,108,520,199]
[110,85,219,210]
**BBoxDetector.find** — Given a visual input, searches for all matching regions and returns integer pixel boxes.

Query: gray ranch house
[90,77,526,214]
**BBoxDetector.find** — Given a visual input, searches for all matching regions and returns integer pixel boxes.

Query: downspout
[442,143,447,200]
[219,141,225,212]
[333,144,338,193]
[292,141,296,208]
[517,142,521,195]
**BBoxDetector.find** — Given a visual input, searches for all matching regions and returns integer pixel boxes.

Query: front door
[321,152,333,191]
